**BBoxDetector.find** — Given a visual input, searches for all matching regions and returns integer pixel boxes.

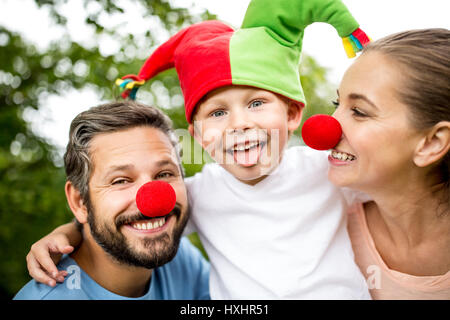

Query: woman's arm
[26,220,82,287]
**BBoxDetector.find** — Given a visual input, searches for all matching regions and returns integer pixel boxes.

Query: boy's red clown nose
[301,115,342,150]
[136,181,176,218]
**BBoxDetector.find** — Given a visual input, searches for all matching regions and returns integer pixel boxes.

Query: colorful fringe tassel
[342,28,371,58]
[115,75,145,100]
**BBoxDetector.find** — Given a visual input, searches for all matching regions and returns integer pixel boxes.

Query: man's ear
[414,121,450,167]
[287,101,304,133]
[65,181,88,224]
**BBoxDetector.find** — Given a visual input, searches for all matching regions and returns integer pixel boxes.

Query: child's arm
[26,221,82,287]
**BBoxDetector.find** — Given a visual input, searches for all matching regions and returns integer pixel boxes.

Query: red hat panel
[175,22,234,122]
[121,20,234,123]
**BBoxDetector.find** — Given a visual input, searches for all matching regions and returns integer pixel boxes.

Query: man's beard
[86,201,189,269]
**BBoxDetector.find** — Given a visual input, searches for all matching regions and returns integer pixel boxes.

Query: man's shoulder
[14,256,89,300]
[14,279,89,300]
[14,279,57,300]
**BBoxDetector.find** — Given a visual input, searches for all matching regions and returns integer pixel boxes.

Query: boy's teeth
[331,150,355,161]
[130,217,166,230]
[233,142,259,152]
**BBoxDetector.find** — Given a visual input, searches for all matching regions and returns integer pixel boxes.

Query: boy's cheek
[199,127,223,149]
[203,140,223,161]
[190,125,225,162]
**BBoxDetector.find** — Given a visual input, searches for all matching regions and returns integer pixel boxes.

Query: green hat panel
[230,28,306,106]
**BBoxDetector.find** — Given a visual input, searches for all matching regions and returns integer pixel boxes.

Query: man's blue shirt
[14,237,210,300]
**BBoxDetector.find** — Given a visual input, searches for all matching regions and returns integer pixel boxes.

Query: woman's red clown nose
[301,114,342,151]
[136,181,176,218]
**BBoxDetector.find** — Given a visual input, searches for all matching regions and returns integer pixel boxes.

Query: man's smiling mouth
[118,206,181,231]
[129,216,167,230]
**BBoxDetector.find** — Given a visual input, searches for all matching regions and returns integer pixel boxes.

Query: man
[14,101,210,299]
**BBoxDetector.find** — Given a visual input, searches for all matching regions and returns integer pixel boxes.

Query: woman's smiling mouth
[329,149,357,162]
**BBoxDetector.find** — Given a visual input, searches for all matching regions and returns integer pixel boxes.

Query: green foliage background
[0,0,335,299]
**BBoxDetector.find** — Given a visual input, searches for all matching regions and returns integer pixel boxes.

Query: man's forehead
[90,127,178,166]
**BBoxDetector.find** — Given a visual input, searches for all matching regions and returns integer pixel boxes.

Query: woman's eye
[332,100,339,108]
[250,100,263,108]
[351,107,368,117]
[210,110,226,117]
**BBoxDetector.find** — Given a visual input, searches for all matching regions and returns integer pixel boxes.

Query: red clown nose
[136,181,176,218]
[301,114,342,150]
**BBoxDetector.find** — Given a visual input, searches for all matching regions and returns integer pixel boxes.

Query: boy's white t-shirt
[184,146,371,299]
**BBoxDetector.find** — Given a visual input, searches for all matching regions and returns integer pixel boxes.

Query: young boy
[26,0,372,299]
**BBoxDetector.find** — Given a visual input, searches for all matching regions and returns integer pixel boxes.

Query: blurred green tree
[0,0,335,299]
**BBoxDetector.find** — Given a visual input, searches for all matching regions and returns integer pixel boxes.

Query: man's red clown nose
[136,181,176,218]
[301,114,342,151]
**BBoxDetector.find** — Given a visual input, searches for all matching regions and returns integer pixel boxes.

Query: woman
[25,28,450,299]
[329,28,449,299]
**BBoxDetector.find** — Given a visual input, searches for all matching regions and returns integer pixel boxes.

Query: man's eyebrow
[155,159,177,168]
[348,93,379,111]
[103,164,135,178]
[102,159,178,179]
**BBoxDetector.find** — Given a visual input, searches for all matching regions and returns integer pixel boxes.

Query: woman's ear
[65,181,88,224]
[414,121,450,167]
[287,101,304,133]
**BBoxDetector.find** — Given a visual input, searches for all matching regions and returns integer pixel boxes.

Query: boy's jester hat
[116,0,370,123]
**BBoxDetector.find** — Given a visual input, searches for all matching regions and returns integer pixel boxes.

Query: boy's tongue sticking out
[226,131,267,167]
[233,141,263,167]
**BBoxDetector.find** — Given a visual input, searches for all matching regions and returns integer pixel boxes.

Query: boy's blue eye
[250,100,263,108]
[211,110,226,117]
